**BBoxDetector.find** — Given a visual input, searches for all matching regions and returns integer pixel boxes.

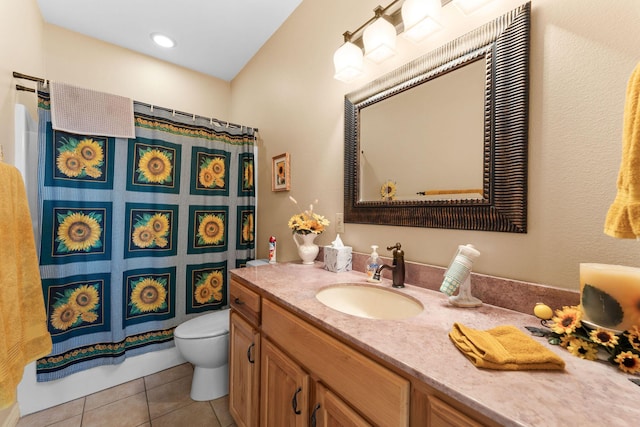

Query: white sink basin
[315,284,423,320]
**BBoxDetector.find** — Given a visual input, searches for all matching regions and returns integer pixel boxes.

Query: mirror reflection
[359,59,486,202]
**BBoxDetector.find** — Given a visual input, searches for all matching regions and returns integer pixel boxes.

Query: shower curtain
[34,86,256,381]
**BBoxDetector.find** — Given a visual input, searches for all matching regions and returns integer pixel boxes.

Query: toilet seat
[174,310,229,339]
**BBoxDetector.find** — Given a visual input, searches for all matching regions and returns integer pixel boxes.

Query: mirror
[344,2,530,233]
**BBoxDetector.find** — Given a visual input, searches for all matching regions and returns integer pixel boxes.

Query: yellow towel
[605,62,640,238]
[449,323,565,371]
[0,163,52,409]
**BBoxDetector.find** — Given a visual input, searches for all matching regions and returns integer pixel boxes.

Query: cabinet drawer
[262,299,409,427]
[230,279,261,325]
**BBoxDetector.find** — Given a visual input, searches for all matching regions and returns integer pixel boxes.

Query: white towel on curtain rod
[50,82,135,138]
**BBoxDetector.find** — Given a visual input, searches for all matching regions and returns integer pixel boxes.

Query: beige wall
[2,0,232,168]
[0,0,44,166]
[231,0,640,290]
[3,0,640,294]
[41,25,231,118]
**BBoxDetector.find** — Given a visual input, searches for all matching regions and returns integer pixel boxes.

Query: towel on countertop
[0,163,52,409]
[605,62,640,238]
[50,81,135,138]
[449,323,565,371]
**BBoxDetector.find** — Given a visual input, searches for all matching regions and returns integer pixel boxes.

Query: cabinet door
[428,396,484,427]
[260,337,310,427]
[312,383,372,427]
[229,312,260,427]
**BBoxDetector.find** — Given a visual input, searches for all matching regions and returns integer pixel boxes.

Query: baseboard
[0,403,20,427]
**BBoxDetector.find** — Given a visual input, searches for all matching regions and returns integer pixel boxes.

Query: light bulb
[333,41,364,83]
[151,33,176,48]
[401,0,442,43]
[363,16,397,64]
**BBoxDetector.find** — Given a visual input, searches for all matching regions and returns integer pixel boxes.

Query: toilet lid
[174,310,229,339]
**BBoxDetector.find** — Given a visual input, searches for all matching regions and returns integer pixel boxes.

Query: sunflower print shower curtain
[34,87,256,381]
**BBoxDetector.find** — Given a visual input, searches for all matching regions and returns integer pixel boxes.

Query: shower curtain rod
[12,71,259,132]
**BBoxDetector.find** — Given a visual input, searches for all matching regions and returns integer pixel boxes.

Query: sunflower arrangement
[50,284,100,331]
[287,196,330,235]
[56,137,104,179]
[132,212,171,248]
[198,156,225,188]
[529,305,640,374]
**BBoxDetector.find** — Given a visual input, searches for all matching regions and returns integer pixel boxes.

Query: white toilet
[174,309,230,401]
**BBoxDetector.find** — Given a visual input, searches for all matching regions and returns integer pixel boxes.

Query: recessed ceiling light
[151,33,176,48]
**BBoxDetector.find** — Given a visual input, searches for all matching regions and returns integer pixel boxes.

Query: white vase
[293,232,319,265]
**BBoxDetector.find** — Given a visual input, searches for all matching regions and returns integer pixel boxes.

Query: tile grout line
[79,397,86,427]
[143,377,152,424]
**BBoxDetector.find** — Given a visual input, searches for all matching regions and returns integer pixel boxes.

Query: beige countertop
[230,262,640,427]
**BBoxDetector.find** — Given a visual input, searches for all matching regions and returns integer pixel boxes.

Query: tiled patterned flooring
[16,363,235,427]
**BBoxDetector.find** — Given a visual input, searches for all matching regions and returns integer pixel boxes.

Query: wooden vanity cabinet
[229,279,261,427]
[229,275,499,427]
[261,299,409,426]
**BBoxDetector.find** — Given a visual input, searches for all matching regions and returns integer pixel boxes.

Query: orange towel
[0,163,52,409]
[449,323,565,371]
[605,62,640,238]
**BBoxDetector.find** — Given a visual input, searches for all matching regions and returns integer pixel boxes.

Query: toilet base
[190,363,229,401]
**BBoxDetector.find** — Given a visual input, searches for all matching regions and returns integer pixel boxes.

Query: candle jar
[580,263,640,332]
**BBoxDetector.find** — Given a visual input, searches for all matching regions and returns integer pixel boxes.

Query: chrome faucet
[373,243,405,288]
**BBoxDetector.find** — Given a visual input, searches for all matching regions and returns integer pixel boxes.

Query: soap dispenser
[365,245,380,278]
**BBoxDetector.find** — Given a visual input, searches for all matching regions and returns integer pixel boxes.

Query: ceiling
[36,0,303,82]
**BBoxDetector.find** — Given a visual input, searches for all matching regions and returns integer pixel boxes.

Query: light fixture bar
[344,0,451,49]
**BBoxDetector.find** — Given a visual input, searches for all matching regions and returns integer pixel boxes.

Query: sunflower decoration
[194,270,224,305]
[380,180,397,201]
[288,197,330,235]
[56,211,103,253]
[243,160,254,190]
[198,156,226,189]
[242,213,254,243]
[56,137,104,179]
[197,213,225,245]
[131,212,171,249]
[528,305,640,374]
[137,147,173,184]
[129,277,168,313]
[49,283,101,331]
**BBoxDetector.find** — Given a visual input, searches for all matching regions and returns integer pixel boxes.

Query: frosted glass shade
[401,0,442,43]
[453,0,494,15]
[333,41,364,83]
[363,17,397,64]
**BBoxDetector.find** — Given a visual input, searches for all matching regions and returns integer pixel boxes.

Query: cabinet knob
[292,387,303,415]
[234,297,245,305]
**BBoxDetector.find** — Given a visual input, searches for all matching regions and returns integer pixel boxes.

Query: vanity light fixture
[151,33,176,48]
[452,0,494,15]
[363,6,398,63]
[333,32,365,83]
[333,0,497,82]
[401,0,442,43]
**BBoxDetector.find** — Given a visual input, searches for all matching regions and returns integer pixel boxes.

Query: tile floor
[16,363,235,427]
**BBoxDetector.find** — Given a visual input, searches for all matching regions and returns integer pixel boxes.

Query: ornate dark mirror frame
[344,2,530,233]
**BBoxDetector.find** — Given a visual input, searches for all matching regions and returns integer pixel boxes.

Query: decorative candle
[579,263,640,332]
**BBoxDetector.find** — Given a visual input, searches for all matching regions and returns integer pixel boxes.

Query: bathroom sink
[315,284,423,320]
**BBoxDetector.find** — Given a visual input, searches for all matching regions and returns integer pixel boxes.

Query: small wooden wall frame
[272,152,290,192]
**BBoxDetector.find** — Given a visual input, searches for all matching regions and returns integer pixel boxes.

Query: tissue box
[323,245,352,273]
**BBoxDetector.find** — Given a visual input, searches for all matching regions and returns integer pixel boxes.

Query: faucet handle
[386,242,402,251]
